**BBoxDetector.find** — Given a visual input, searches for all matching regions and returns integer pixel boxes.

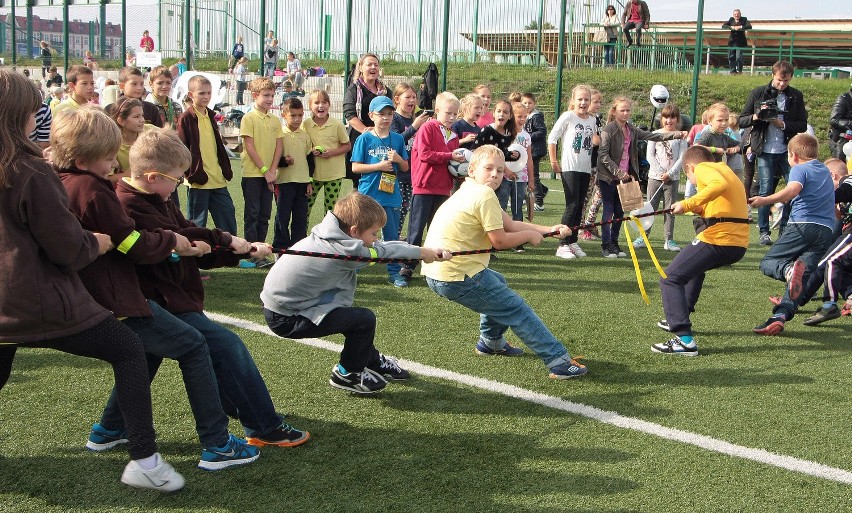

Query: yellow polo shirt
[53,97,83,115]
[115,124,157,173]
[301,117,349,181]
[193,107,227,189]
[680,161,749,248]
[278,125,312,184]
[240,108,284,178]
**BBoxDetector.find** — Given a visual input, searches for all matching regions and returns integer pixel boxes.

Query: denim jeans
[508,180,528,222]
[264,62,275,77]
[264,307,380,372]
[100,301,229,448]
[382,206,403,276]
[174,311,282,438]
[598,179,624,245]
[405,194,448,272]
[426,269,572,369]
[604,39,617,65]
[623,22,643,45]
[187,187,238,235]
[756,152,791,235]
[728,47,744,73]
[495,178,511,212]
[760,222,834,320]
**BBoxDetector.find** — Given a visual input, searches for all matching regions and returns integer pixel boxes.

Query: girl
[634,103,687,252]
[511,100,534,251]
[597,96,686,258]
[145,66,183,127]
[580,89,605,240]
[110,98,154,184]
[472,99,518,211]
[452,94,484,150]
[234,56,248,106]
[40,41,52,78]
[0,70,184,492]
[473,84,494,128]
[303,89,352,214]
[391,83,431,233]
[548,84,598,259]
[263,38,279,77]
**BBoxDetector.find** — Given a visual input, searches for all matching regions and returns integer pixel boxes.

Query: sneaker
[198,434,260,471]
[568,242,587,257]
[611,244,627,257]
[399,267,413,280]
[121,454,185,492]
[664,240,681,252]
[785,259,806,301]
[601,245,618,259]
[803,304,842,326]
[238,259,256,268]
[246,422,310,447]
[632,237,646,249]
[252,257,274,269]
[770,204,784,229]
[514,245,526,253]
[579,230,595,241]
[842,298,852,317]
[534,203,545,212]
[474,340,524,356]
[759,233,772,246]
[768,295,782,306]
[656,319,671,332]
[86,423,128,452]
[753,316,785,336]
[548,359,588,379]
[368,353,411,381]
[389,274,408,288]
[651,336,698,356]
[556,245,577,259]
[329,365,387,394]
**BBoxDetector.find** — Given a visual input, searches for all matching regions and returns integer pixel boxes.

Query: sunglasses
[145,171,184,185]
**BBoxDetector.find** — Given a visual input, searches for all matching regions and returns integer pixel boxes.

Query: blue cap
[369,96,395,113]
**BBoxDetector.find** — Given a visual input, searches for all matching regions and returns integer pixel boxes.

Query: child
[520,92,549,211]
[48,86,64,113]
[53,65,95,114]
[352,96,411,286]
[285,52,305,91]
[280,80,305,102]
[46,66,63,88]
[684,109,711,200]
[473,99,519,211]
[580,89,605,240]
[54,107,258,471]
[177,75,238,235]
[403,92,465,279]
[273,97,313,250]
[598,96,686,258]
[105,67,164,128]
[110,98,155,184]
[240,77,282,260]
[634,103,688,252]
[695,103,741,164]
[83,50,99,70]
[548,85,598,260]
[421,145,587,380]
[263,38,280,77]
[473,84,494,128]
[748,134,836,335]
[452,94,484,150]
[726,113,744,178]
[262,192,451,393]
[304,88,351,214]
[145,65,183,127]
[0,69,184,492]
[510,100,533,228]
[118,128,311,448]
[234,56,248,105]
[653,146,749,355]
[390,83,431,231]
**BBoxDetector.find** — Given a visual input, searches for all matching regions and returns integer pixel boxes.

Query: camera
[757,98,785,121]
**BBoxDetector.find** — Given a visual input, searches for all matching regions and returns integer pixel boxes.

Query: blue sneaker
[86,423,128,452]
[198,434,260,471]
[651,336,698,356]
[548,359,588,379]
[389,274,408,288]
[238,259,257,268]
[474,340,524,356]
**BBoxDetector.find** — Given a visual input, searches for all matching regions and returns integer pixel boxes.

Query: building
[1,14,123,59]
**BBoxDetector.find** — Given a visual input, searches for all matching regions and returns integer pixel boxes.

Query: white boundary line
[207,311,852,485]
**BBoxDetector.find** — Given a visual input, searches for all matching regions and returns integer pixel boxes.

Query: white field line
[207,311,852,485]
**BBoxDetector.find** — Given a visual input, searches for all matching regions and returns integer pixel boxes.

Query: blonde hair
[333,192,387,233]
[568,84,593,111]
[507,91,523,104]
[728,113,739,130]
[459,94,484,118]
[188,75,211,91]
[473,84,491,96]
[50,107,121,169]
[309,89,331,104]
[787,133,818,160]
[435,91,460,111]
[825,158,848,178]
[249,77,276,93]
[392,82,416,106]
[148,65,173,83]
[129,128,190,177]
[469,145,505,173]
[606,96,632,123]
[706,102,730,119]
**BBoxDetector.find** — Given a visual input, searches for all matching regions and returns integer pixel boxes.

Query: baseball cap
[369,96,395,113]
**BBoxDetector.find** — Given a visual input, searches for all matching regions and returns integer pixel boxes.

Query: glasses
[145,171,184,185]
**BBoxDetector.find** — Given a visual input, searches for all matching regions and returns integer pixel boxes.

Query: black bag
[419,63,439,109]
[266,49,274,59]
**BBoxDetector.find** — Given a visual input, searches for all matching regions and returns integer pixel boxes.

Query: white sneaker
[555,245,577,259]
[664,240,681,252]
[567,242,586,257]
[632,237,646,249]
[121,454,185,492]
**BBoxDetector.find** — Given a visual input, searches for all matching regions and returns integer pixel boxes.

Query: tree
[525,20,556,30]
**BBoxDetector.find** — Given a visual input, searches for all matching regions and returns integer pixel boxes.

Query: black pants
[532,156,549,204]
[272,182,309,249]
[242,177,274,243]
[560,171,591,244]
[0,317,157,460]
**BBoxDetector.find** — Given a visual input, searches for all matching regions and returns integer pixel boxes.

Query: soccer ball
[448,149,473,177]
[650,84,670,108]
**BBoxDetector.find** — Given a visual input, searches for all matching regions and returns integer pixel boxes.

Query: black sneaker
[651,336,698,356]
[246,422,311,447]
[399,267,413,280]
[367,353,411,381]
[329,365,387,394]
[753,316,785,335]
[611,243,627,257]
[803,304,841,326]
[602,245,618,259]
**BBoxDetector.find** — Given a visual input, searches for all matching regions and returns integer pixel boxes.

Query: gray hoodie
[261,211,422,324]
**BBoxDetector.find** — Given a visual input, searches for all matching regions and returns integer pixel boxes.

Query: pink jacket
[410,120,459,196]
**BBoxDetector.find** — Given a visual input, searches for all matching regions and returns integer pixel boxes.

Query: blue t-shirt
[788,159,835,229]
[452,119,481,149]
[352,130,409,207]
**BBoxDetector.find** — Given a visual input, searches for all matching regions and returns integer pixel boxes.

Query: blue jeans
[426,269,572,369]
[187,187,238,235]
[382,206,402,277]
[728,46,744,73]
[507,180,528,221]
[604,38,616,65]
[264,61,275,77]
[100,301,229,448]
[174,311,282,438]
[760,222,834,320]
[756,153,791,235]
[495,178,511,211]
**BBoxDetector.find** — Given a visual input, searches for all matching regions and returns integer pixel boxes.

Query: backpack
[419,63,439,109]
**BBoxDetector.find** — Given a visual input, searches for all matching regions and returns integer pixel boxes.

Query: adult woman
[342,53,390,186]
[601,5,620,66]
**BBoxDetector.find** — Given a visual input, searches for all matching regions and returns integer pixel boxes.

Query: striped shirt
[29,103,52,144]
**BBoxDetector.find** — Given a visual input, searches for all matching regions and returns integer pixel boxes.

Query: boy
[105,67,164,128]
[46,66,63,88]
[272,97,313,250]
[652,146,749,356]
[403,92,466,279]
[262,192,451,394]
[48,86,64,113]
[521,92,549,211]
[749,134,836,335]
[240,77,282,262]
[53,65,95,114]
[695,103,741,163]
[421,145,587,380]
[352,95,410,286]
[177,75,238,235]
[117,129,310,448]
[54,108,258,470]
[145,65,183,126]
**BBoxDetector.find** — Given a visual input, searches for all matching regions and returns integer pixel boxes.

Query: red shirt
[140,35,154,52]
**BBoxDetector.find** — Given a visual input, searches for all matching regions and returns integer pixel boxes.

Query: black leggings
[0,318,157,460]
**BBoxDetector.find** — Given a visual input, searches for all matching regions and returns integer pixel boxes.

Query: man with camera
[738,60,808,245]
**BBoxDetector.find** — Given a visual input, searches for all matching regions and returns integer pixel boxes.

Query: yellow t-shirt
[421,180,504,282]
[115,124,157,173]
[240,108,284,178]
[278,125,312,184]
[301,117,349,181]
[52,97,83,115]
[680,161,749,248]
[193,107,227,189]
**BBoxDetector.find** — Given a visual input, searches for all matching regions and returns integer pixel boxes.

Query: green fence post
[10,0,16,66]
[0,22,5,60]
[122,0,128,66]
[99,1,107,60]
[416,0,422,63]
[26,4,32,59]
[89,21,95,54]
[535,0,544,66]
[318,0,324,55]
[555,0,567,115]
[324,15,332,60]
[365,0,371,53]
[440,0,449,91]
[472,0,478,63]
[344,0,352,87]
[232,0,237,54]
[184,0,190,68]
[259,0,265,73]
[62,1,69,70]
[689,0,705,123]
